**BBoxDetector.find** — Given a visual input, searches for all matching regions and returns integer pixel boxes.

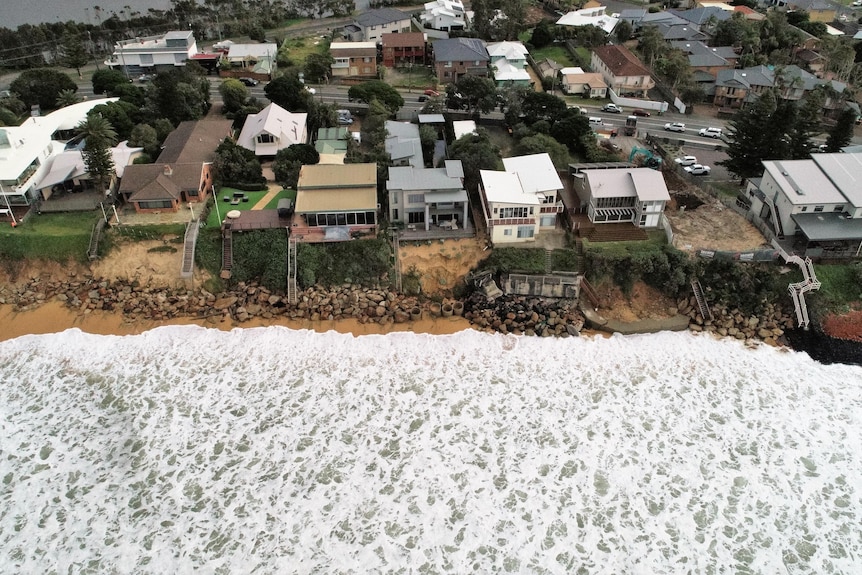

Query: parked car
[418,95,428,102]
[588,117,604,126]
[853,0,861,6]
[238,77,259,86]
[569,105,588,115]
[664,122,686,132]
[424,89,440,96]
[684,164,711,176]
[809,144,828,154]
[305,86,316,95]
[602,103,623,113]
[336,109,354,125]
[699,127,722,138]
[674,155,698,166]
[137,74,153,83]
[631,109,650,117]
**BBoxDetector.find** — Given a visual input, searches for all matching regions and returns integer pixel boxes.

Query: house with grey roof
[387,161,469,232]
[656,22,709,42]
[747,153,862,258]
[385,121,423,168]
[573,167,670,230]
[670,41,738,76]
[432,37,489,83]
[344,8,412,42]
[668,7,732,28]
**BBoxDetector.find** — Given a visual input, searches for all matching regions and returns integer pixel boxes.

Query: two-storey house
[387,160,468,230]
[559,67,608,98]
[236,103,307,157]
[293,163,378,242]
[106,31,197,75]
[382,32,427,67]
[344,8,412,43]
[420,0,469,33]
[330,42,378,78]
[487,41,531,88]
[591,45,654,98]
[432,37,489,83]
[573,167,670,229]
[747,154,862,258]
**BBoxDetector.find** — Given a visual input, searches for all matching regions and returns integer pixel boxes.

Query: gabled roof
[486,41,529,60]
[354,8,410,27]
[583,168,671,202]
[237,103,307,151]
[159,119,232,164]
[432,37,489,62]
[385,121,422,167]
[226,43,277,60]
[762,159,845,205]
[492,59,531,81]
[592,45,651,78]
[812,153,862,208]
[657,23,708,41]
[502,153,563,194]
[387,164,464,192]
[295,163,377,213]
[382,32,426,48]
[556,6,619,34]
[120,163,203,202]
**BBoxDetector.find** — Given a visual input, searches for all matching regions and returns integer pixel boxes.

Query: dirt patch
[820,308,862,342]
[664,174,769,253]
[90,236,210,288]
[399,237,488,296]
[591,278,679,322]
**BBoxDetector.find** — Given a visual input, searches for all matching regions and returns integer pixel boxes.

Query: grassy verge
[206,188,273,227]
[0,212,97,263]
[811,263,862,312]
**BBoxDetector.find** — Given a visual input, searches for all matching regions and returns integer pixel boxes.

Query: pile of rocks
[679,296,796,345]
[464,292,585,337]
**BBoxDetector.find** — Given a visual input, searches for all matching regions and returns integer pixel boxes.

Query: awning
[426,190,468,203]
[324,227,351,241]
[35,165,76,190]
[793,212,862,242]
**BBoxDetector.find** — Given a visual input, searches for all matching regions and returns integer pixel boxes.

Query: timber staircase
[286,235,298,305]
[574,239,586,274]
[221,230,233,279]
[691,279,713,322]
[87,218,107,261]
[180,220,199,278]
[772,239,820,329]
[578,276,600,310]
[544,248,553,273]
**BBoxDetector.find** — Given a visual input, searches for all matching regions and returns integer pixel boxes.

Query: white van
[589,117,604,126]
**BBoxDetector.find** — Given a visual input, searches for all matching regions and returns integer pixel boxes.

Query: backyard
[206,187,293,227]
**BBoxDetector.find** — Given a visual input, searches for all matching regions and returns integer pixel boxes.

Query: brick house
[330,42,378,78]
[432,37,489,83]
[382,32,427,67]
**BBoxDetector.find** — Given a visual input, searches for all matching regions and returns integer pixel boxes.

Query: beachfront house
[236,103,308,158]
[293,163,378,242]
[387,160,468,231]
[118,119,231,213]
[747,153,862,259]
[573,166,670,229]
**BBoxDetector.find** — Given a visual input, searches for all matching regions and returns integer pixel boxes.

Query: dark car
[632,109,650,117]
[238,77,259,87]
[418,95,429,102]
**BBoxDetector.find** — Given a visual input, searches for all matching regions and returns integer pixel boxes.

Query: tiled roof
[382,32,426,48]
[592,45,651,78]
[432,37,488,62]
[355,8,410,27]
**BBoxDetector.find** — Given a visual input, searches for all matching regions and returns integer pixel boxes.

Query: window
[140,54,154,65]
[499,207,529,218]
[800,206,807,212]
[445,61,452,68]
[407,193,425,204]
[542,194,555,204]
[503,228,512,236]
[139,200,173,209]
[833,205,844,212]
[814,205,824,213]
[257,133,275,144]
[363,57,372,63]
[516,226,535,238]
[408,211,425,224]
[392,193,398,205]
[392,209,398,220]
[444,72,451,78]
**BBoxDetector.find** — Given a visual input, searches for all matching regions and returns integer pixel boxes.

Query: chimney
[163,164,173,176]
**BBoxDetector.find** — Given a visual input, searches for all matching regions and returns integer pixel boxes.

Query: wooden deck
[223,209,289,231]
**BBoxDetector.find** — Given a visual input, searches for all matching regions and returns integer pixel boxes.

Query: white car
[664,122,686,132]
[602,103,623,113]
[699,127,722,139]
[674,155,698,166]
[684,164,711,176]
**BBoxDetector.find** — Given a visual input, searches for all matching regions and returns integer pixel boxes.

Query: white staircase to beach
[772,239,820,329]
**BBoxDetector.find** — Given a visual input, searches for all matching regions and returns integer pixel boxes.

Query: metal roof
[792,212,862,242]
[812,153,862,208]
[502,153,563,194]
[763,159,846,206]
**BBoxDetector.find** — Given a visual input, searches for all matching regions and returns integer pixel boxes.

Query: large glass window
[407,193,425,204]
[408,211,425,224]
[499,207,529,218]
[516,226,534,238]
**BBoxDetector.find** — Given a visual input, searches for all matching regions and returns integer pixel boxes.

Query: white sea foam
[1,327,860,574]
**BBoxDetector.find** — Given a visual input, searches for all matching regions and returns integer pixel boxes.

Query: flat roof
[793,212,862,242]
[763,159,845,206]
[811,153,862,208]
[480,170,539,205]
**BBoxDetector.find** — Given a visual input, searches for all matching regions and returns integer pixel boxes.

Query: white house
[487,41,531,87]
[748,154,862,258]
[420,0,469,32]
[345,8,412,43]
[224,43,278,75]
[33,141,143,201]
[387,160,468,230]
[559,67,608,97]
[0,98,119,206]
[105,31,197,74]
[556,6,619,35]
[479,153,564,244]
[236,103,307,157]
[575,167,670,228]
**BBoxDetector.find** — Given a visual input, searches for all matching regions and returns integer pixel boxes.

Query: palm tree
[56,89,82,108]
[76,114,118,197]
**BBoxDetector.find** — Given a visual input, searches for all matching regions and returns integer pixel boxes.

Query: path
[253,184,282,210]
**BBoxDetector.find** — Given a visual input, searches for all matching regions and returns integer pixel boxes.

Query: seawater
[1,327,860,574]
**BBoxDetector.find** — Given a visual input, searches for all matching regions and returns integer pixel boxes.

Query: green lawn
[206,187,275,227]
[812,263,862,311]
[529,45,576,68]
[281,36,329,67]
[0,211,98,262]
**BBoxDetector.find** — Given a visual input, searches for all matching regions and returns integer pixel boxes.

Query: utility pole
[87,30,100,70]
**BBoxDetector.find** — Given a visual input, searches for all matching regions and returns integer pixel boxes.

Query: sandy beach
[0,300,475,343]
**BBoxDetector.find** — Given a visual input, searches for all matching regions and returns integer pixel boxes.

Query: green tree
[265,74,314,111]
[272,143,320,188]
[361,99,392,148]
[448,129,503,193]
[348,80,404,114]
[61,32,90,78]
[786,86,824,159]
[654,49,692,89]
[56,89,82,108]
[304,53,333,83]
[821,36,856,82]
[147,66,210,125]
[520,91,567,124]
[90,101,140,142]
[615,19,633,43]
[419,124,437,167]
[219,78,251,115]
[530,20,555,49]
[549,108,593,157]
[712,13,760,60]
[515,133,570,169]
[76,114,117,194]
[825,109,855,152]
[637,25,666,68]
[719,90,786,180]
[129,123,160,158]
[446,76,498,115]
[92,68,129,95]
[10,68,78,110]
[109,83,147,107]
[212,139,264,185]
